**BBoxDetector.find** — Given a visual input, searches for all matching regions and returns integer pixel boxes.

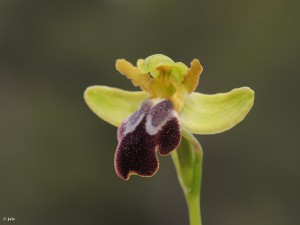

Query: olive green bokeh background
[0,0,299,225]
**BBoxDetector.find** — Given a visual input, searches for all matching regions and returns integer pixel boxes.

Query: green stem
[187,194,201,225]
[171,130,203,225]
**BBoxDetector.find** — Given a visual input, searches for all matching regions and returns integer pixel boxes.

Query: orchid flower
[84,54,254,225]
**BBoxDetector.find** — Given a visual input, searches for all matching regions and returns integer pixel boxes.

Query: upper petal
[137,54,188,81]
[84,86,149,127]
[116,59,152,92]
[182,59,203,94]
[180,87,254,134]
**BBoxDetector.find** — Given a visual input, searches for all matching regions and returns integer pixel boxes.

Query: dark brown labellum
[114,99,181,180]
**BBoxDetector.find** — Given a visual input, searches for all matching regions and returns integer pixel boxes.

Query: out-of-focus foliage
[0,0,299,225]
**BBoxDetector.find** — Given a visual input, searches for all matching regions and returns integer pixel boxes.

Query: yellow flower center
[116,54,203,112]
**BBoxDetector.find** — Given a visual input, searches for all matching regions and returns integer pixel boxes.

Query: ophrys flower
[84,54,254,180]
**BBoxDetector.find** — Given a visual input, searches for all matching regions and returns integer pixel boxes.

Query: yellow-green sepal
[180,87,255,134]
[84,86,149,127]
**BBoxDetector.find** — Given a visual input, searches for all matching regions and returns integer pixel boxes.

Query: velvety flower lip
[84,54,255,180]
[115,98,181,180]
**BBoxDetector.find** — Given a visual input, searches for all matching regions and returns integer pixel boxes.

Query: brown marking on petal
[158,117,181,155]
[114,99,181,180]
[118,102,148,142]
[120,99,153,138]
[127,100,152,126]
[117,123,125,142]
[149,100,173,127]
[114,118,159,180]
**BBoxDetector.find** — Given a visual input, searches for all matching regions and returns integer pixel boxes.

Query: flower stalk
[171,130,203,225]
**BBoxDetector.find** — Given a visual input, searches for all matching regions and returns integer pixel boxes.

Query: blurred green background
[0,0,299,225]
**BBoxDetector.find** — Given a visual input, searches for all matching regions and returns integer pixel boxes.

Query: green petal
[137,54,174,73]
[180,87,255,134]
[137,54,188,80]
[84,86,149,127]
